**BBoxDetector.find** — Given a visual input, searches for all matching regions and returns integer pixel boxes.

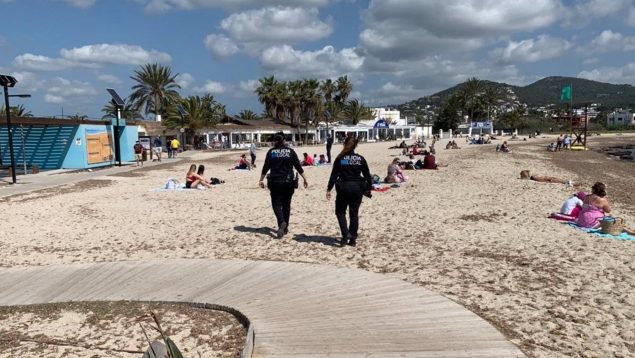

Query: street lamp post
[1,75,30,184]
[107,89,125,167]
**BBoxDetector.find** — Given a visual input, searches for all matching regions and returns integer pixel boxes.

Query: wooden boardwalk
[0,259,525,357]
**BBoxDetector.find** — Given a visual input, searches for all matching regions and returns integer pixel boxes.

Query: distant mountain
[393,76,635,112]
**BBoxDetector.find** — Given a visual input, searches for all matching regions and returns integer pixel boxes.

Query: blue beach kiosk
[0,117,138,171]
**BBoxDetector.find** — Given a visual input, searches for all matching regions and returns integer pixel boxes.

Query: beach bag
[164,178,177,190]
[600,217,625,235]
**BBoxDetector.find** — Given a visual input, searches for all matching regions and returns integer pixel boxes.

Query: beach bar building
[0,117,138,171]
[197,116,318,148]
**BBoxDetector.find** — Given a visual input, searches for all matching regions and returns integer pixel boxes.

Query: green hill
[394,76,635,112]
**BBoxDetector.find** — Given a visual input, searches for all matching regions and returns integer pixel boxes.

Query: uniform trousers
[268,182,295,228]
[335,181,364,239]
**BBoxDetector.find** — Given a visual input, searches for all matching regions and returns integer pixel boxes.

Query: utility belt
[335,178,368,192]
[267,172,299,189]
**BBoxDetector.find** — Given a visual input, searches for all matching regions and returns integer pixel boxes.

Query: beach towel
[566,222,635,241]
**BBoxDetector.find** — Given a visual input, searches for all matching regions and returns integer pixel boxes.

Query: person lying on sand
[520,170,580,187]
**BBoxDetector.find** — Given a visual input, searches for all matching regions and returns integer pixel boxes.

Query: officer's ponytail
[336,136,358,159]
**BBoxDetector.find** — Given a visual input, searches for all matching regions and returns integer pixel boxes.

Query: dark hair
[197,164,205,175]
[303,152,308,157]
[336,136,357,159]
[273,132,284,148]
[592,182,606,197]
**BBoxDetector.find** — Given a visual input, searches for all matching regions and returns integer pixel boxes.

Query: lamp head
[0,75,18,88]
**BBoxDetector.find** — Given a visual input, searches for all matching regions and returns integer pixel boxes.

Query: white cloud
[193,80,227,94]
[565,0,632,26]
[61,44,171,65]
[581,30,635,53]
[13,43,171,71]
[97,74,122,84]
[44,94,65,104]
[10,71,45,92]
[220,7,332,43]
[204,34,239,59]
[175,73,194,88]
[360,0,563,62]
[141,0,329,12]
[260,45,364,79]
[239,79,259,92]
[492,35,572,64]
[13,53,79,71]
[44,77,98,104]
[578,62,635,83]
[64,0,96,8]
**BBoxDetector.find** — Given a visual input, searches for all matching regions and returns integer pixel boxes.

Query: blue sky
[1,0,635,119]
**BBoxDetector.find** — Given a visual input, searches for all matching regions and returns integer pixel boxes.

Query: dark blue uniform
[262,145,304,235]
[327,151,372,246]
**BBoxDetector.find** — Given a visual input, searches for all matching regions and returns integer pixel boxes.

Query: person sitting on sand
[547,143,555,152]
[576,182,610,228]
[574,182,635,235]
[319,154,327,164]
[422,152,439,170]
[301,152,314,166]
[186,164,213,189]
[451,140,461,149]
[520,170,580,187]
[500,141,512,153]
[445,141,452,150]
[313,154,319,166]
[230,154,250,170]
[386,158,407,183]
[561,191,586,217]
[412,144,421,155]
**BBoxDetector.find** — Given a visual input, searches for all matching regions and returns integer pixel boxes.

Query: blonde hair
[520,170,531,179]
[187,164,197,176]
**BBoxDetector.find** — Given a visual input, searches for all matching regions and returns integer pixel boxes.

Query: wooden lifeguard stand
[570,105,589,149]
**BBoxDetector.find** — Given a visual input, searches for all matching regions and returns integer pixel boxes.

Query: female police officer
[326,136,372,247]
[259,133,308,238]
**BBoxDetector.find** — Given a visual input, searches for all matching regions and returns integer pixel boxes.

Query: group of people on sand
[445,140,460,149]
[520,170,634,235]
[301,153,328,166]
[185,164,214,189]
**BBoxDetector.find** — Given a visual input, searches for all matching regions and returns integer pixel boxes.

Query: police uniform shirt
[327,151,372,191]
[262,145,304,182]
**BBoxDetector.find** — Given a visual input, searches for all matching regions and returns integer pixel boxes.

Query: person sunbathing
[185,164,213,189]
[520,170,580,187]
[500,141,512,153]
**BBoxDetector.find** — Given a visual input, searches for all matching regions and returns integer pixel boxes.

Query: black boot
[341,233,351,247]
[277,222,287,238]
[348,237,356,247]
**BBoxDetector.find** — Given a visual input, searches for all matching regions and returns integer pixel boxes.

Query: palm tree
[300,79,320,143]
[238,109,259,120]
[101,100,143,120]
[320,78,336,130]
[68,113,88,120]
[482,86,501,122]
[344,99,373,125]
[256,76,279,119]
[163,95,224,145]
[334,75,352,107]
[1,104,33,118]
[129,63,181,119]
[462,77,483,121]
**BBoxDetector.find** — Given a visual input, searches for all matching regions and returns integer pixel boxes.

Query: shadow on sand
[234,225,276,238]
[292,234,340,247]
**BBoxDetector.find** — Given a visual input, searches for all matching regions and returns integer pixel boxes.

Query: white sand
[1,136,634,357]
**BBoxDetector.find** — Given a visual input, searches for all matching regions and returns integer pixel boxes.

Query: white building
[371,107,401,124]
[607,110,634,126]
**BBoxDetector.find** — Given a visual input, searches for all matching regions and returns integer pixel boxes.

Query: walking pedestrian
[249,140,257,168]
[326,136,372,247]
[153,136,162,162]
[171,138,180,158]
[133,141,144,167]
[556,134,563,151]
[166,138,172,158]
[326,134,334,163]
[259,133,308,238]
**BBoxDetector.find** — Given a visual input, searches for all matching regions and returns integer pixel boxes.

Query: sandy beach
[1,134,634,357]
